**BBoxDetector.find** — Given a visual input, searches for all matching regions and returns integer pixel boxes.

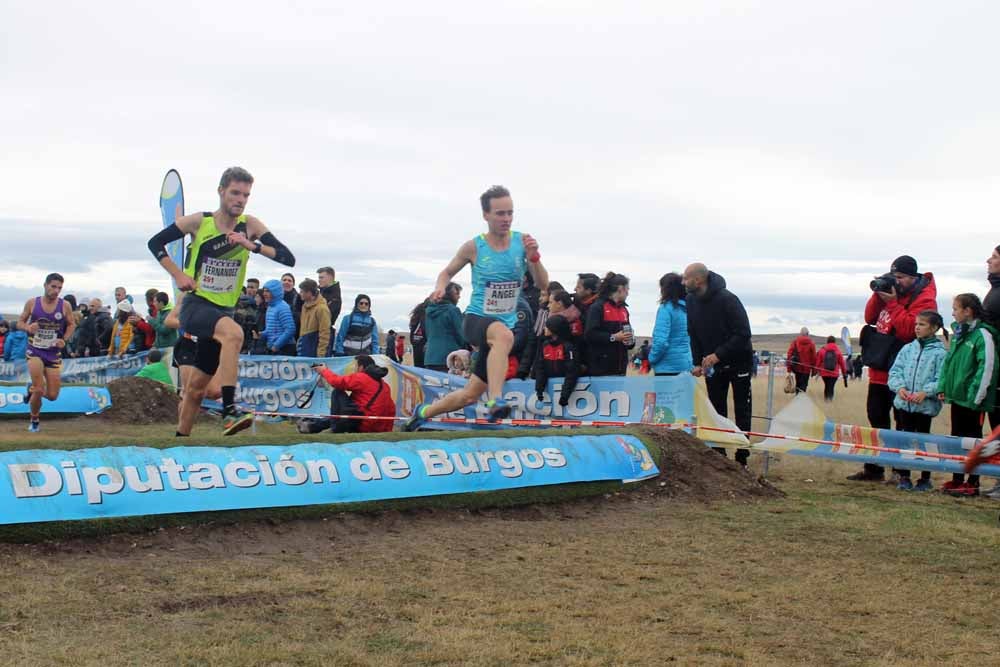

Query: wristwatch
[610,333,616,342]
[252,239,263,254]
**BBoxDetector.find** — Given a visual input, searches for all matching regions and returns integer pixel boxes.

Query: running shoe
[940,479,962,492]
[897,477,913,491]
[222,410,254,436]
[403,404,428,432]
[846,470,884,482]
[913,478,934,492]
[27,419,40,433]
[486,398,511,423]
[946,482,980,498]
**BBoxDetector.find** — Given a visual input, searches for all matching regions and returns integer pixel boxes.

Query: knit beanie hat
[890,255,920,277]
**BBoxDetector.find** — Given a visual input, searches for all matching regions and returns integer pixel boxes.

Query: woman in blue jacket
[335,294,381,356]
[260,279,297,355]
[3,327,27,361]
[648,272,693,375]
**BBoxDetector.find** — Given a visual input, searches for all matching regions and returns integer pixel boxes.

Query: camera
[870,273,897,293]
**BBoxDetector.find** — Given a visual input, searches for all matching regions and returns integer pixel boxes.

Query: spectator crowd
[7,247,1000,499]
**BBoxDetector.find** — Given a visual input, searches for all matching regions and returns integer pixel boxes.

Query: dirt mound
[100,376,179,424]
[635,427,783,502]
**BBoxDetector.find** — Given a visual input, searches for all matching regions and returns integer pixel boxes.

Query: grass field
[0,378,998,666]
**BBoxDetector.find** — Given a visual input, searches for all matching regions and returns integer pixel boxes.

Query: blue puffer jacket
[3,330,27,361]
[262,279,296,351]
[887,336,947,416]
[648,300,693,374]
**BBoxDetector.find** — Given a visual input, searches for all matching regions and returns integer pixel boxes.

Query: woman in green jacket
[938,294,1000,496]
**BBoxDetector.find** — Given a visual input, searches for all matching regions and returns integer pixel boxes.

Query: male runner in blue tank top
[405,185,548,429]
[17,273,76,432]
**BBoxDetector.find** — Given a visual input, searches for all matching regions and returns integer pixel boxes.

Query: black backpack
[823,348,838,371]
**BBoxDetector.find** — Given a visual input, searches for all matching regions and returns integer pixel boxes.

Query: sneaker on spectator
[222,410,254,436]
[403,404,428,432]
[846,470,884,482]
[982,482,1000,499]
[946,482,980,498]
[897,477,913,491]
[940,479,961,492]
[486,398,511,423]
[913,478,934,492]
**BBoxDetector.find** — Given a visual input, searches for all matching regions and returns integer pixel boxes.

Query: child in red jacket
[312,354,396,432]
[534,315,581,408]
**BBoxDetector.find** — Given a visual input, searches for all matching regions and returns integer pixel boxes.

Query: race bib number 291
[199,258,241,294]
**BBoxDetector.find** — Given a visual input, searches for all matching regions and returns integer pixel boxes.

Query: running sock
[221,386,236,414]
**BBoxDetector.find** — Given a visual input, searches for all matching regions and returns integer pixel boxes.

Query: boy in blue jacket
[260,279,297,355]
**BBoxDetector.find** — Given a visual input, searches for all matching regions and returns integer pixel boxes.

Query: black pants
[412,344,425,368]
[864,383,896,476]
[705,369,752,465]
[894,410,932,481]
[951,404,984,486]
[822,376,837,402]
[794,372,810,393]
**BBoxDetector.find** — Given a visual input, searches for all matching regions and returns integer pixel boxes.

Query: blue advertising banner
[224,355,697,429]
[0,352,150,386]
[1,352,697,429]
[0,386,111,416]
[0,434,660,524]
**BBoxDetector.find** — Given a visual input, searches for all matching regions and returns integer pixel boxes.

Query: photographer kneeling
[304,355,396,433]
[851,255,937,482]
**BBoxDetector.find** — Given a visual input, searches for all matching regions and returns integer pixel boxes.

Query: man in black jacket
[684,263,753,467]
[74,298,112,357]
[317,267,343,355]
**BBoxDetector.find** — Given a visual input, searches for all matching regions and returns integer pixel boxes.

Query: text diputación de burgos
[6,447,569,505]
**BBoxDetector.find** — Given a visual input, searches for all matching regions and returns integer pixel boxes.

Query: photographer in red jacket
[312,354,396,433]
[850,255,937,482]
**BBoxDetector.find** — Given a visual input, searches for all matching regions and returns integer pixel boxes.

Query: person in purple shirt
[16,273,76,432]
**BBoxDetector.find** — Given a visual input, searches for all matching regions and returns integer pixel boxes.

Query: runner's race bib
[484,280,520,315]
[198,257,241,294]
[32,329,57,349]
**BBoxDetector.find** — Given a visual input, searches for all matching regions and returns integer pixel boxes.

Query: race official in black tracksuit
[684,266,754,466]
[533,315,581,407]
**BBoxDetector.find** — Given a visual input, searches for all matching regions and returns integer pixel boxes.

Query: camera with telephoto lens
[870,273,897,293]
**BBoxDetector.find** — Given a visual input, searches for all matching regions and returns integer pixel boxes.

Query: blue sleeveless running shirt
[466,231,527,329]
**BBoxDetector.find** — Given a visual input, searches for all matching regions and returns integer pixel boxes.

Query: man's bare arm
[16,299,34,333]
[431,240,475,301]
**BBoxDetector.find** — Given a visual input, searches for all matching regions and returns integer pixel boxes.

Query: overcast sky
[3,1,999,339]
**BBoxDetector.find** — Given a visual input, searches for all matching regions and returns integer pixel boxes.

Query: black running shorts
[462,313,506,383]
[178,293,234,340]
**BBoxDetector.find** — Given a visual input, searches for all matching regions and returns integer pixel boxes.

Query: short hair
[155,291,170,306]
[148,349,163,363]
[480,185,511,213]
[282,273,295,282]
[800,327,810,336]
[317,266,335,278]
[549,290,573,308]
[246,278,260,287]
[827,335,836,344]
[219,166,254,189]
[577,273,600,293]
[546,281,564,294]
[298,278,319,296]
[45,273,64,285]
